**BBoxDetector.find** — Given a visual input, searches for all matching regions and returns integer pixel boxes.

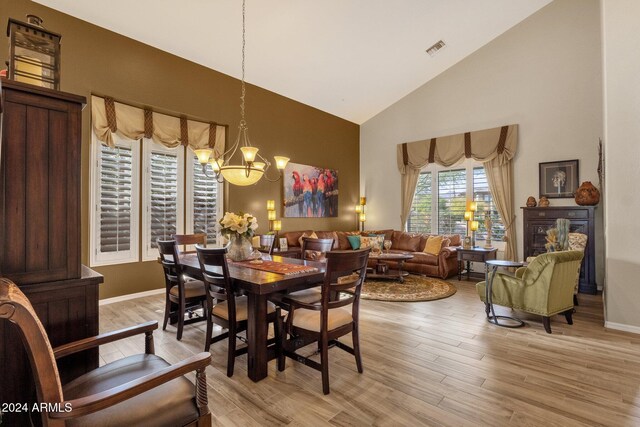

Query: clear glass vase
[227,234,254,261]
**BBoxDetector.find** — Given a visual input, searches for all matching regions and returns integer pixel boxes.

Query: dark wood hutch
[0,79,103,425]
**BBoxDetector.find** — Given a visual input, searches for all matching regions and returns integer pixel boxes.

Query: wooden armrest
[54,321,158,359]
[49,352,211,419]
[281,296,321,311]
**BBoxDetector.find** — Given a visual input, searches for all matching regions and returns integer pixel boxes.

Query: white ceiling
[35,0,551,124]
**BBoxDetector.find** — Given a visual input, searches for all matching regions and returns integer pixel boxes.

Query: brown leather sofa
[279,229,461,279]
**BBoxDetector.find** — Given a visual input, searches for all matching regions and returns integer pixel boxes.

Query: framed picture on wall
[283,162,338,218]
[539,159,579,198]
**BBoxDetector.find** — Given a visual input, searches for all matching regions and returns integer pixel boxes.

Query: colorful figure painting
[283,162,338,217]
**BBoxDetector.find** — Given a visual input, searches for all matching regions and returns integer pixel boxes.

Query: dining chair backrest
[195,245,236,320]
[320,248,371,315]
[158,239,184,289]
[301,237,334,261]
[173,233,207,253]
[259,234,276,255]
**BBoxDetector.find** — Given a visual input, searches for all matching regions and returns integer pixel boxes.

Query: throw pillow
[424,235,444,255]
[368,234,385,250]
[360,236,374,249]
[298,231,318,247]
[347,235,361,250]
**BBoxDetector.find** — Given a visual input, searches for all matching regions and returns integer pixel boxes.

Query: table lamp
[470,220,479,247]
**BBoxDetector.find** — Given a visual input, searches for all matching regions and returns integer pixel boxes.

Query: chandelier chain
[239,0,246,127]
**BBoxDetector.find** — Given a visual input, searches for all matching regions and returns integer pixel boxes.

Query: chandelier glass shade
[195,0,289,185]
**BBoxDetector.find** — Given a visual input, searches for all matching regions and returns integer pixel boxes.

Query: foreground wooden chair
[173,233,207,253]
[301,237,335,261]
[279,248,371,394]
[0,278,211,426]
[158,239,207,340]
[196,245,282,377]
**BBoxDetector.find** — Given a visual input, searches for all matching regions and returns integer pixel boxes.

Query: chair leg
[204,312,213,352]
[352,325,363,374]
[162,294,171,331]
[227,327,236,377]
[573,294,579,306]
[563,309,574,325]
[542,316,552,334]
[177,296,186,341]
[321,337,330,395]
[275,310,285,372]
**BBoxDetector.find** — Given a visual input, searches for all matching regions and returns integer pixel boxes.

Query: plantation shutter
[473,167,505,241]
[149,151,179,249]
[191,156,220,244]
[438,169,467,235]
[99,144,133,254]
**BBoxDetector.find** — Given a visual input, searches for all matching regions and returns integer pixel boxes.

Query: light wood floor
[99,279,640,426]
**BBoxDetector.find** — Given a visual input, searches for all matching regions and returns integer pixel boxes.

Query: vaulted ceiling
[35,0,551,123]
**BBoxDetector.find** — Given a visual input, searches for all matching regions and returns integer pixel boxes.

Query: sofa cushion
[391,231,422,252]
[366,229,394,241]
[423,236,444,255]
[347,235,361,249]
[284,230,312,248]
[336,231,361,250]
[315,231,339,249]
[409,252,439,266]
[443,234,462,247]
[298,231,318,247]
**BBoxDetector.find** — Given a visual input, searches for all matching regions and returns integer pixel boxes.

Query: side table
[457,247,498,280]
[485,259,526,328]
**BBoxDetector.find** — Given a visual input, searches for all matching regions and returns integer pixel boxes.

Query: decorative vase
[575,181,600,206]
[526,196,537,207]
[538,196,550,207]
[227,234,254,261]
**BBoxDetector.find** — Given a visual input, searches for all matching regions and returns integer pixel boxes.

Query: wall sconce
[355,196,366,231]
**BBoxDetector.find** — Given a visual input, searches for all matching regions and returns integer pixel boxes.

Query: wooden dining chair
[301,237,335,261]
[259,234,276,255]
[173,233,207,253]
[278,247,371,394]
[0,278,212,427]
[158,239,207,341]
[195,245,282,377]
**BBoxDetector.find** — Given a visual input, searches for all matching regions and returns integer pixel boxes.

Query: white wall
[602,0,640,331]
[361,0,604,284]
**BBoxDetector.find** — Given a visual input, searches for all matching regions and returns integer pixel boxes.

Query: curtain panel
[91,95,226,156]
[396,124,518,260]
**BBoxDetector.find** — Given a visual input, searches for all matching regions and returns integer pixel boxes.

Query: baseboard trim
[604,321,640,335]
[99,288,164,306]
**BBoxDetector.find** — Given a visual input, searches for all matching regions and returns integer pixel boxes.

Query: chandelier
[194,0,289,186]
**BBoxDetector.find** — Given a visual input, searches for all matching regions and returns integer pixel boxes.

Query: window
[90,134,140,266]
[407,161,504,244]
[438,169,467,235]
[141,140,184,261]
[473,167,505,241]
[407,172,432,233]
[186,155,223,246]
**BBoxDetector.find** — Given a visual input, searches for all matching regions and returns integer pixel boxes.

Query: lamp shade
[272,220,282,231]
[194,148,213,164]
[219,166,264,186]
[209,158,224,172]
[359,212,366,222]
[268,210,276,221]
[274,156,290,170]
[469,201,478,212]
[266,200,275,211]
[464,211,472,221]
[470,220,479,231]
[360,197,367,206]
[240,146,259,162]
[355,204,362,213]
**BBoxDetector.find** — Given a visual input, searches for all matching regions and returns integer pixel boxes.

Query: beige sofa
[280,229,461,280]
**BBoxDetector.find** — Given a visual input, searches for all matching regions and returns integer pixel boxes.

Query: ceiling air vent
[426,40,446,57]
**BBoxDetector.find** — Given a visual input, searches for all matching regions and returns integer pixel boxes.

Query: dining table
[178,253,326,382]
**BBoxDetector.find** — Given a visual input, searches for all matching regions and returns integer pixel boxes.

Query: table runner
[233,260,318,275]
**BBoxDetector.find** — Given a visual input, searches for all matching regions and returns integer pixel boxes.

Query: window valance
[397,124,518,173]
[91,95,226,156]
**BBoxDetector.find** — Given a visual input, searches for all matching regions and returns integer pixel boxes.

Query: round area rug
[361,275,457,302]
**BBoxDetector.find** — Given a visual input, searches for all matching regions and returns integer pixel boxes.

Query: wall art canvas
[539,159,579,198]
[283,162,338,217]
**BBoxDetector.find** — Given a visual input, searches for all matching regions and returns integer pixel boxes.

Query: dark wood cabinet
[0,79,102,425]
[522,206,596,294]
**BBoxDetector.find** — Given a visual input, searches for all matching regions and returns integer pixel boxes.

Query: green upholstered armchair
[476,251,584,333]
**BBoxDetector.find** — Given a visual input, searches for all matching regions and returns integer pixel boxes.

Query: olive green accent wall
[1,0,359,299]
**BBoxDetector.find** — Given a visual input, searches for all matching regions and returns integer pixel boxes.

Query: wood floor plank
[98,279,640,426]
